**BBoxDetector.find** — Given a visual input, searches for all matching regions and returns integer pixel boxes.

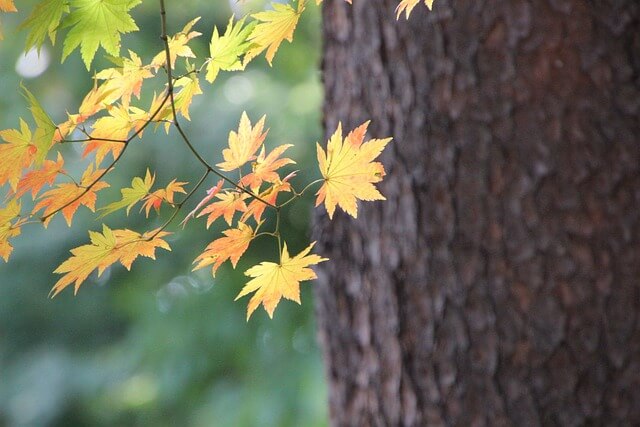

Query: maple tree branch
[277,178,323,209]
[158,0,276,210]
[40,92,171,222]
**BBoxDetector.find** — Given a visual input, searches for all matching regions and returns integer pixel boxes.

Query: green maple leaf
[206,16,256,83]
[21,84,56,165]
[61,0,141,69]
[20,0,70,52]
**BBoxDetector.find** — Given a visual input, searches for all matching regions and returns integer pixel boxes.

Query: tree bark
[314,0,640,425]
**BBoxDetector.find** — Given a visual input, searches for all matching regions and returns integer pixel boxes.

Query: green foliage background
[0,1,327,425]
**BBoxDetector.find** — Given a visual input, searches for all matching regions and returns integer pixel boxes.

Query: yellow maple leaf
[151,17,202,70]
[396,0,434,19]
[216,112,268,172]
[316,121,391,219]
[244,0,306,66]
[95,50,154,107]
[0,0,17,41]
[236,242,327,320]
[33,164,110,226]
[86,105,147,165]
[0,119,37,191]
[51,225,171,296]
[193,222,254,276]
[0,199,25,262]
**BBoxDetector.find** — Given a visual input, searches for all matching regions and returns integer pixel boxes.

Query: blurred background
[0,1,327,426]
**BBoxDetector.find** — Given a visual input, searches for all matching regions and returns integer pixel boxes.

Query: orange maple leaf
[316,121,391,219]
[216,112,268,172]
[14,152,64,199]
[85,105,147,165]
[242,174,293,222]
[33,164,110,226]
[235,242,327,320]
[239,144,295,189]
[192,222,254,276]
[196,190,248,227]
[51,225,171,296]
[0,0,17,12]
[181,180,224,227]
[140,179,187,217]
[0,119,37,191]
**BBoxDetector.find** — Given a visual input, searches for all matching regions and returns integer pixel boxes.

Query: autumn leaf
[140,179,187,217]
[0,199,25,262]
[51,225,171,296]
[20,0,70,52]
[99,169,154,217]
[239,144,295,189]
[396,0,434,19]
[14,152,65,199]
[181,180,223,227]
[196,190,248,227]
[0,119,37,191]
[244,0,305,66]
[151,17,201,70]
[95,50,154,107]
[193,222,254,276]
[242,174,293,222]
[236,242,327,320]
[316,121,391,219]
[61,0,142,69]
[34,164,110,226]
[206,16,256,83]
[21,83,57,165]
[86,104,147,165]
[217,112,268,172]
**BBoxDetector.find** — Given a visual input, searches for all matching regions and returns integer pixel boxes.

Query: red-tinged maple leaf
[0,199,25,262]
[14,152,65,199]
[181,180,224,227]
[240,144,295,189]
[50,225,171,296]
[316,121,391,219]
[33,164,110,226]
[242,174,294,223]
[235,242,327,320]
[217,112,268,172]
[0,119,37,191]
[192,222,254,276]
[197,190,248,228]
[140,179,187,217]
[151,17,201,70]
[95,50,154,107]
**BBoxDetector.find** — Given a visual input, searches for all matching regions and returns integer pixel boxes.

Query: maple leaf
[151,17,201,70]
[0,119,37,191]
[236,242,327,320]
[244,0,306,66]
[85,104,147,165]
[0,199,25,262]
[216,112,268,172]
[20,0,70,52]
[396,0,434,19]
[21,84,57,165]
[206,16,256,83]
[99,169,154,217]
[197,190,248,228]
[95,50,154,107]
[33,164,110,226]
[14,152,65,199]
[242,174,293,223]
[61,0,142,69]
[240,144,295,189]
[181,180,223,227]
[316,121,391,219]
[193,222,254,276]
[140,179,187,217]
[51,225,170,296]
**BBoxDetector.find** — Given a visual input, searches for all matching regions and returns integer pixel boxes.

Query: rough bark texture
[314,0,640,425]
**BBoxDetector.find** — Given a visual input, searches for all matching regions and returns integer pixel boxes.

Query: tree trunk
[314,0,640,425]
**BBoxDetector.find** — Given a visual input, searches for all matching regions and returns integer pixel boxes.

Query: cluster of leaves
[0,0,431,319]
